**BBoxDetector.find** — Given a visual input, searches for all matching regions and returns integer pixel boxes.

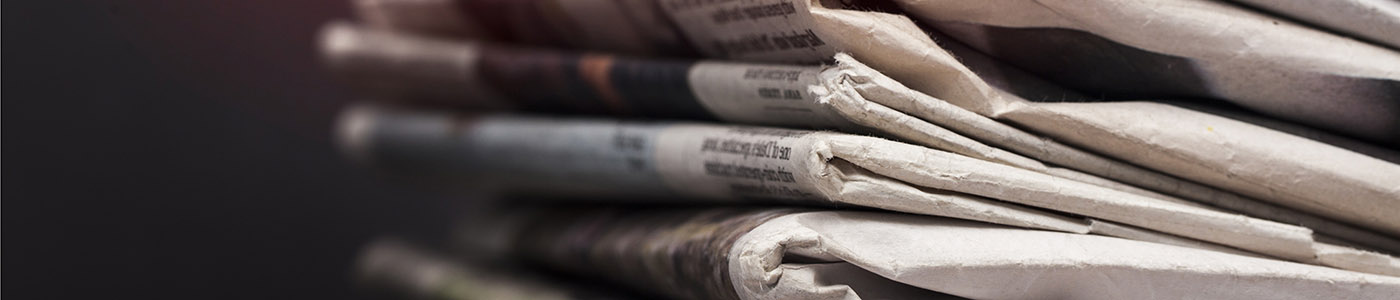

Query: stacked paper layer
[323,0,1400,299]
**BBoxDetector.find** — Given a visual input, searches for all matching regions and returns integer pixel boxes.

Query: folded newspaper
[355,0,1400,144]
[331,1,1400,297]
[339,105,1400,276]
[458,206,1400,300]
[321,23,1400,255]
[349,0,1400,240]
[896,0,1400,144]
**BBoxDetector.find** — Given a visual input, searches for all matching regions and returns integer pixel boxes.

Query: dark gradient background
[6,1,470,298]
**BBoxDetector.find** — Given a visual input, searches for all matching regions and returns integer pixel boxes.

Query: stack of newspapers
[323,0,1400,299]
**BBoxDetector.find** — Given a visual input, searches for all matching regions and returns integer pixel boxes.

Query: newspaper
[496,207,809,300]
[322,23,1176,200]
[321,23,1400,254]
[349,0,1400,237]
[892,0,1400,145]
[354,0,1400,142]
[339,105,1090,234]
[465,206,1400,300]
[339,106,1400,275]
[823,54,1400,254]
[911,27,1400,241]
[1222,0,1400,50]
[345,1,1400,238]
[732,210,1400,300]
[639,0,1400,240]
[357,238,637,300]
[321,23,1134,189]
[1162,100,1400,165]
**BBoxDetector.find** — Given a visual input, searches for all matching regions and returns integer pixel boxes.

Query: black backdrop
[5,1,471,298]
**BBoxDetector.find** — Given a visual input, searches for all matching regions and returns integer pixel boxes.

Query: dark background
[5,1,469,298]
